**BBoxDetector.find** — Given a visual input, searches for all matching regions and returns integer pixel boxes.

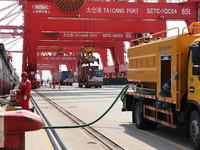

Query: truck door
[188,41,200,104]
[160,54,172,97]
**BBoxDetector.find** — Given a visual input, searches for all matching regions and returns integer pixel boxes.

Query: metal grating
[53,0,86,13]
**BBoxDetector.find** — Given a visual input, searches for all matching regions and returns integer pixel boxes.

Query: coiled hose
[42,84,129,129]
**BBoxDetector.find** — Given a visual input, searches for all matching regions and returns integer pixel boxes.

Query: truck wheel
[99,85,102,88]
[95,85,98,88]
[134,102,148,129]
[78,83,82,88]
[133,102,157,129]
[189,110,200,150]
[85,83,89,88]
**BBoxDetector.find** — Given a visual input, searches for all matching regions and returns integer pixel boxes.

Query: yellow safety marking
[50,91,191,150]
[60,89,121,104]
[41,129,53,150]
[71,98,123,122]
[80,92,121,104]
[33,111,53,150]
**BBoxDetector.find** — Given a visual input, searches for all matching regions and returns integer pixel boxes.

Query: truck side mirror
[189,41,200,64]
[192,66,200,75]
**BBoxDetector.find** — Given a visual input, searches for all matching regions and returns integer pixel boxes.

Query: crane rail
[33,90,124,150]
[30,96,69,150]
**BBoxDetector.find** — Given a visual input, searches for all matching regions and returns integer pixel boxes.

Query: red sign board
[37,56,77,61]
[29,1,196,20]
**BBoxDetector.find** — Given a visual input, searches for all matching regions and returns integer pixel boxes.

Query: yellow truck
[121,22,200,149]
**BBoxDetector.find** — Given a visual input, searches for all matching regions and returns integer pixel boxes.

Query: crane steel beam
[37,56,77,61]
[41,32,136,41]
[37,41,127,47]
[37,46,84,50]
[39,20,165,37]
[40,31,138,41]
[37,48,105,53]
[0,32,23,36]
[37,65,57,70]
[37,61,77,64]
[0,10,21,22]
[6,50,22,53]
[37,48,81,53]
[0,26,23,29]
[31,2,197,20]
[23,0,199,82]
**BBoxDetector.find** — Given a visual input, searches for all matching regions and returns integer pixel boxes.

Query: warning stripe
[126,92,176,104]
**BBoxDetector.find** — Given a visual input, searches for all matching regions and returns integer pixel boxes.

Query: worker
[19,71,32,111]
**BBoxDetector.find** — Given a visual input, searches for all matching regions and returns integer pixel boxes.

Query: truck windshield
[95,71,103,77]
[67,74,73,78]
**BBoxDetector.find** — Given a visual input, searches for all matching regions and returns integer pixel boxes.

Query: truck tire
[134,102,148,129]
[85,83,90,88]
[189,110,200,150]
[78,83,82,88]
[133,102,157,130]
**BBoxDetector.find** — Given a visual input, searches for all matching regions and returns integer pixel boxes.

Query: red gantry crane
[18,0,200,88]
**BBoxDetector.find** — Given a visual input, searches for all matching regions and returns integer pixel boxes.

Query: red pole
[53,81,56,89]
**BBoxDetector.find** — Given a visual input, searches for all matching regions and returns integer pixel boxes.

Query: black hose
[42,84,129,129]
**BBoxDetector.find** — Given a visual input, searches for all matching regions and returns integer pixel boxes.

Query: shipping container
[60,71,74,85]
[78,65,103,88]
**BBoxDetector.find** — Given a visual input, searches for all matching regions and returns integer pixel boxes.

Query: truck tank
[127,30,200,110]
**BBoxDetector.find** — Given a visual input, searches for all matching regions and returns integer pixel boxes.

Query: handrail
[129,27,179,45]
[181,26,200,35]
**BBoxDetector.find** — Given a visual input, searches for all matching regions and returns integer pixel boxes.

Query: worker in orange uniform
[19,71,32,111]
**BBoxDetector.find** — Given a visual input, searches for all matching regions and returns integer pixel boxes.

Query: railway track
[30,96,69,150]
[32,90,125,150]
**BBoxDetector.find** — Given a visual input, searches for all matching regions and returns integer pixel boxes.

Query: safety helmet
[21,71,28,77]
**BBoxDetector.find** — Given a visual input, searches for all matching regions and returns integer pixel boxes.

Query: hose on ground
[42,84,129,129]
